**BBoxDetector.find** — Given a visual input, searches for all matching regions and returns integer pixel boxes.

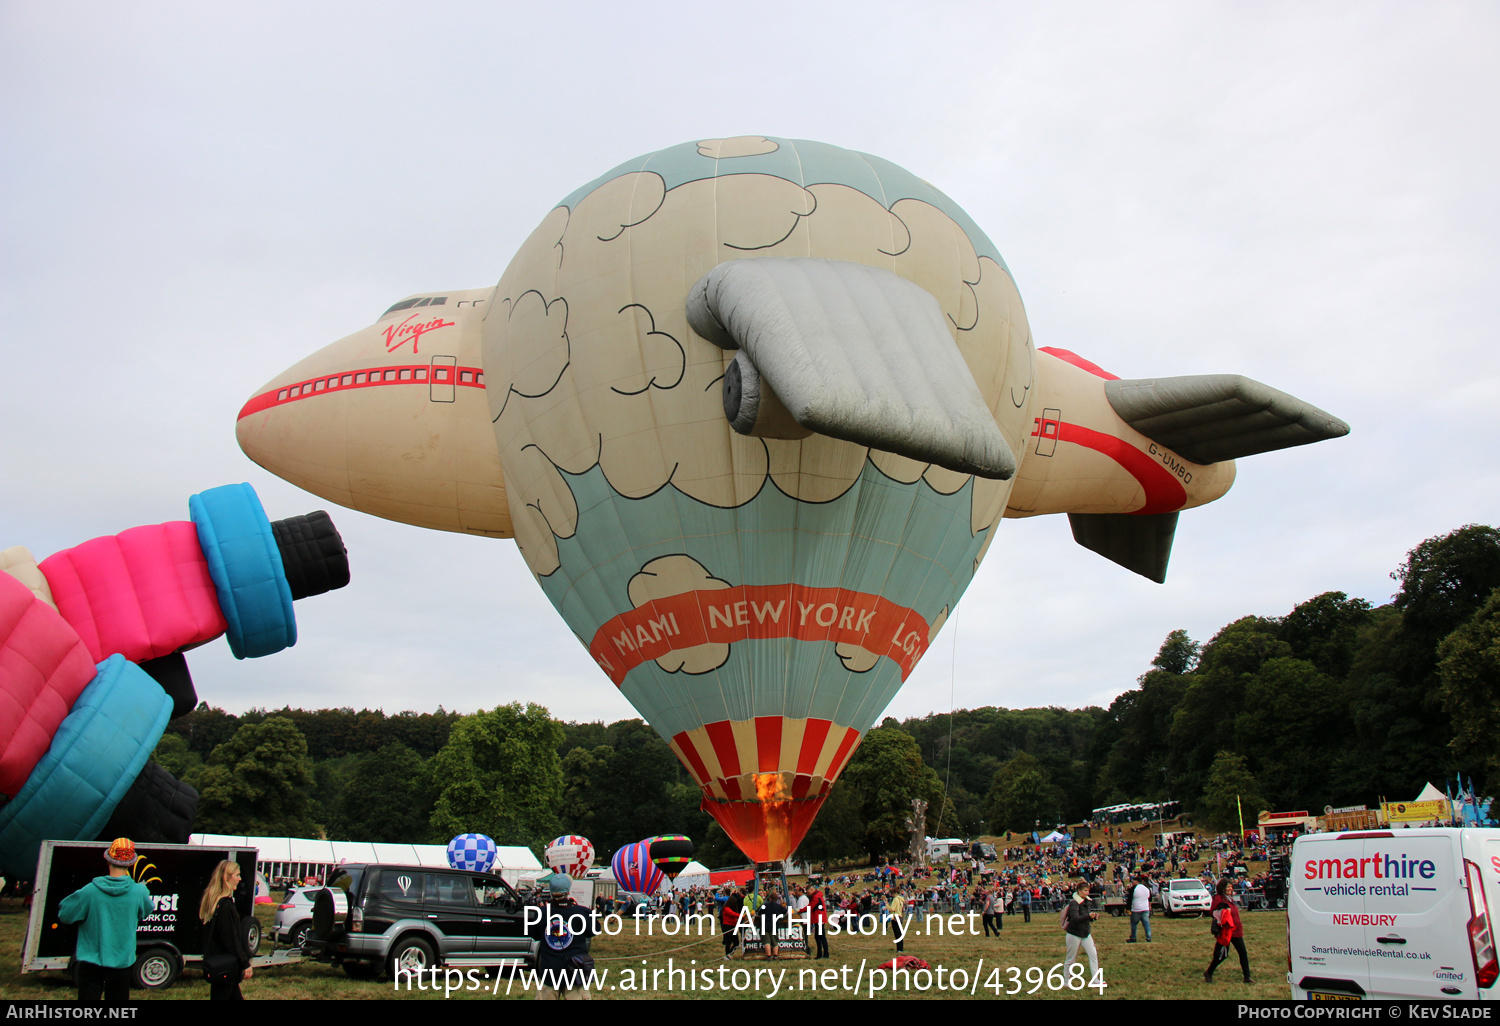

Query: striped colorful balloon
[611,839,664,895]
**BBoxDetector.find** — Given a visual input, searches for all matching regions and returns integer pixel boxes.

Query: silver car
[274,886,319,948]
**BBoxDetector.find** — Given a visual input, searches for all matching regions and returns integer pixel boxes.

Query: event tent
[190,833,543,886]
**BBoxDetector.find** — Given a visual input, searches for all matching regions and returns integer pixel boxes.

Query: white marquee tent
[190,834,543,886]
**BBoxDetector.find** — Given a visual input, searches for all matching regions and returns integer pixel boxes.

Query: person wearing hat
[57,837,155,1003]
[526,872,599,1000]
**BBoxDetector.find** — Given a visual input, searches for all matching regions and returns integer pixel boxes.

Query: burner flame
[754,772,794,861]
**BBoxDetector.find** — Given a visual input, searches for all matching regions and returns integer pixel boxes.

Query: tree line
[155,523,1500,867]
[897,523,1500,838]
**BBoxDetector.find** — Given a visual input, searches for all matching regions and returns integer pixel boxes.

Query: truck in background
[926,838,968,863]
[22,840,261,990]
[1287,827,1498,1000]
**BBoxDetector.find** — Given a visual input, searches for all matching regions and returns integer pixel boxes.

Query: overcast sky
[3,2,1496,729]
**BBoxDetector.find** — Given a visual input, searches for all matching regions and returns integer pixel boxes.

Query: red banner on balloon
[587,583,932,685]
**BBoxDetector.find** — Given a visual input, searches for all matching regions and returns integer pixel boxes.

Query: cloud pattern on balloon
[483,163,1032,578]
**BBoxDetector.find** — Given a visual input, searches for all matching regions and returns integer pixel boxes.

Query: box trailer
[22,840,262,990]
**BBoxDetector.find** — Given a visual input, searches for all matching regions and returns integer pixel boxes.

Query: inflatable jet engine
[0,485,348,876]
[236,136,1347,862]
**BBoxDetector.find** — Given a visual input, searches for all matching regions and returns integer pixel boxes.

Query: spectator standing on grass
[758,889,787,960]
[1062,881,1101,980]
[806,882,830,959]
[1204,878,1252,985]
[200,860,254,1000]
[58,838,154,1003]
[1127,874,1153,943]
[887,888,907,953]
[528,873,600,1000]
[721,888,744,959]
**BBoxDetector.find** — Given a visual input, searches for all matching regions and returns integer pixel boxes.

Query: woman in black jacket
[199,861,253,1000]
[1062,881,1100,981]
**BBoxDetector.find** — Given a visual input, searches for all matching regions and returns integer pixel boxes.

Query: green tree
[984,752,1063,833]
[792,776,866,865]
[429,703,564,848]
[1099,669,1188,803]
[1232,656,1343,809]
[164,703,242,758]
[551,721,712,862]
[558,745,606,835]
[1168,617,1289,801]
[308,754,359,837]
[1198,751,1265,831]
[839,727,947,857]
[1152,629,1200,675]
[1393,525,1500,650]
[328,742,436,843]
[1340,605,1449,799]
[194,716,316,836]
[150,732,203,789]
[1437,587,1500,793]
[1278,592,1372,680]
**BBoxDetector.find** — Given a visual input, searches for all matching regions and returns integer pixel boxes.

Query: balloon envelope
[647,834,694,880]
[611,840,664,895]
[545,834,596,879]
[446,833,497,874]
[485,138,1030,862]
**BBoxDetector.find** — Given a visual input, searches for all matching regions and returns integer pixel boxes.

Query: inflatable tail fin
[1068,511,1179,584]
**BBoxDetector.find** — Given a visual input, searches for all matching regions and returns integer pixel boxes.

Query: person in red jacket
[1204,877,1252,985]
[805,883,830,959]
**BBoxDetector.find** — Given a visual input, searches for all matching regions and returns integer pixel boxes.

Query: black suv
[307,864,537,979]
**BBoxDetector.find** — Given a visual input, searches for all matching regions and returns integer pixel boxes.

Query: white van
[1287,827,1498,1000]
[926,838,967,863]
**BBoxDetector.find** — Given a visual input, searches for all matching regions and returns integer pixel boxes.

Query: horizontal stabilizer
[1104,374,1349,464]
[1069,511,1179,584]
[687,258,1016,479]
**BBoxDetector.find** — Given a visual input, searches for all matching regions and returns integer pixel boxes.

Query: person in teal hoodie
[58,838,154,1002]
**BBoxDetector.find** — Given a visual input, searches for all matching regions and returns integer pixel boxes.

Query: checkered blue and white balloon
[545,834,595,879]
[446,833,497,873]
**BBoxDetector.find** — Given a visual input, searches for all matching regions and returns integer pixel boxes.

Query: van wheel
[389,937,436,978]
[287,921,310,949]
[132,948,180,990]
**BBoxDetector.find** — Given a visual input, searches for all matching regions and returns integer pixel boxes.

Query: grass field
[0,896,1291,1001]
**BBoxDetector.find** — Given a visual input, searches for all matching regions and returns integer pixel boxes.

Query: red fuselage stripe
[236,364,485,420]
[1030,419,1187,514]
[1038,347,1120,381]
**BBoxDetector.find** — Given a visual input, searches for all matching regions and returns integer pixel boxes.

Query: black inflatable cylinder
[270,511,350,601]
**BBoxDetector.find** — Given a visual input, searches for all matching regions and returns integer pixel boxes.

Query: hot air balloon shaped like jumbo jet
[237,137,1348,863]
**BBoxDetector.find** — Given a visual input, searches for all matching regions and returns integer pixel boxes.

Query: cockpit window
[381,296,448,317]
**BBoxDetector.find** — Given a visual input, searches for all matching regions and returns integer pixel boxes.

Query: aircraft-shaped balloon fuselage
[237,136,1347,862]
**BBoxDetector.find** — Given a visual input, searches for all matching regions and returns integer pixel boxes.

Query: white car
[274,886,319,948]
[1161,878,1212,917]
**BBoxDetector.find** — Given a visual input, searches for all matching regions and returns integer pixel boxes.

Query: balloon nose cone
[235,289,513,538]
